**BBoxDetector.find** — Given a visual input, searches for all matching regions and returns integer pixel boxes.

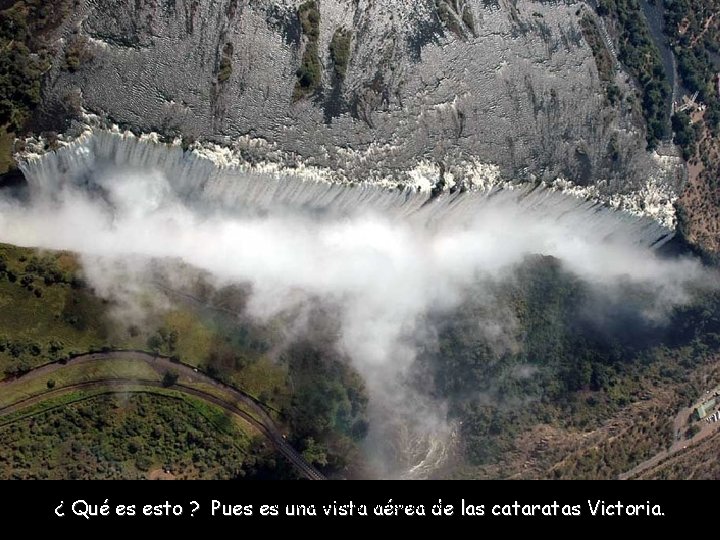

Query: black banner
[0,479,695,532]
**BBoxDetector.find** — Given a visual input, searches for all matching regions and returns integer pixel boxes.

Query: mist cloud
[0,157,711,477]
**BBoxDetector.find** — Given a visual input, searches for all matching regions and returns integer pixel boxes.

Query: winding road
[0,351,325,480]
[619,397,720,480]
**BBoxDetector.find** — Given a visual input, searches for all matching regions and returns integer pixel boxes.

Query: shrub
[162,371,179,388]
[293,1,322,100]
[329,29,352,80]
[597,0,671,148]
[217,43,233,83]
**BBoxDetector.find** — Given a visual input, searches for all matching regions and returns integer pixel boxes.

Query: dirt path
[634,427,720,478]
[619,401,718,480]
[0,351,324,480]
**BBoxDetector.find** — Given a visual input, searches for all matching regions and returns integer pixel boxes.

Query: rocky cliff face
[38,0,682,199]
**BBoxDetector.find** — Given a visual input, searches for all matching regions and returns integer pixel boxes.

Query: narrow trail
[619,401,719,480]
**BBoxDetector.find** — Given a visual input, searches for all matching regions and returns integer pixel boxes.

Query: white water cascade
[17,129,674,248]
[4,128,691,479]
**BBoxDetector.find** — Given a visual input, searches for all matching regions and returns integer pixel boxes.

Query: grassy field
[0,359,159,406]
[153,303,291,410]
[233,357,289,406]
[0,241,367,476]
[0,242,293,409]
[0,388,131,427]
[0,243,111,373]
[162,309,215,362]
[0,350,278,436]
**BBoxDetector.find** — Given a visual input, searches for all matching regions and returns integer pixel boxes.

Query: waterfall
[7,128,697,479]
[17,129,674,249]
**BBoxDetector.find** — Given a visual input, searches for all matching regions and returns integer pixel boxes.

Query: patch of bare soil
[678,112,720,254]
[637,428,720,479]
[147,468,176,480]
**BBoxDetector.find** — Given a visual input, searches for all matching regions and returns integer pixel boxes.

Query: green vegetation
[672,109,702,159]
[298,1,320,43]
[147,327,179,356]
[0,392,290,479]
[597,0,671,148]
[663,0,720,137]
[301,437,328,466]
[0,388,101,427]
[158,309,213,360]
[64,34,92,73]
[0,244,109,376]
[0,125,14,174]
[0,40,42,153]
[283,338,368,471]
[0,242,368,476]
[0,8,44,132]
[217,42,233,84]
[0,359,159,407]
[641,429,720,479]
[162,370,179,388]
[580,14,621,105]
[0,1,75,169]
[329,28,352,82]
[667,0,720,254]
[293,1,321,101]
[422,255,720,476]
[685,423,701,438]
[3,238,719,478]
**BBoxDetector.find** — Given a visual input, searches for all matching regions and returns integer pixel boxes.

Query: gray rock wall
[40,0,678,194]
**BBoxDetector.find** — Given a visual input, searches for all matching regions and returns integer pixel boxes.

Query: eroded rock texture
[39,0,681,195]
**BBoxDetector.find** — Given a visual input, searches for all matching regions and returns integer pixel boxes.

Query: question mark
[190,501,199,517]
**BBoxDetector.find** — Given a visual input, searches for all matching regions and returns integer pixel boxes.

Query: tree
[162,371,179,388]
[301,437,328,467]
[147,334,163,353]
[47,379,56,389]
[167,330,179,352]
